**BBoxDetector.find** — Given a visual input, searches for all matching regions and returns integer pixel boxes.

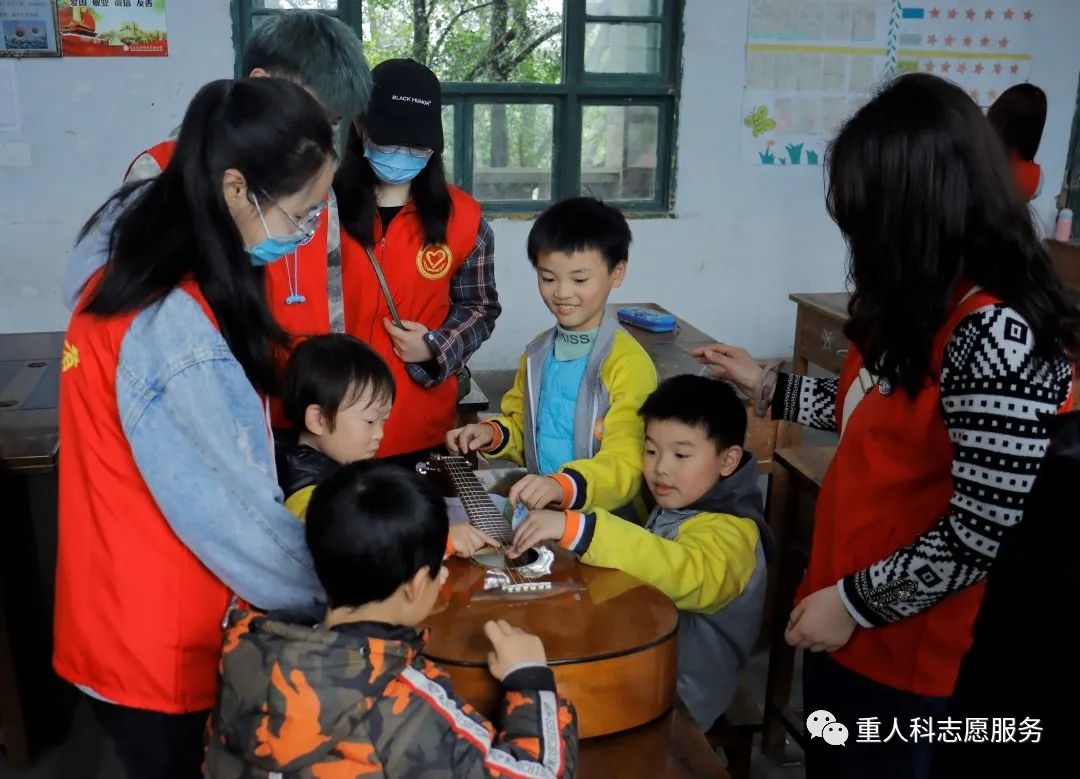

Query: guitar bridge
[482,573,553,594]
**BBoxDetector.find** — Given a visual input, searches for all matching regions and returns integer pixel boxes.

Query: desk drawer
[795,306,849,374]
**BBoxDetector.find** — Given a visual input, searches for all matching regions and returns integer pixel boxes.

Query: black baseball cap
[363,59,443,153]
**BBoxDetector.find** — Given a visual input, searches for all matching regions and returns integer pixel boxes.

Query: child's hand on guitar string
[484,619,547,680]
[448,523,501,557]
[507,474,564,510]
[507,510,566,558]
[445,422,495,454]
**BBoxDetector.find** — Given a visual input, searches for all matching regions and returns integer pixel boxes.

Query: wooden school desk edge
[762,444,836,758]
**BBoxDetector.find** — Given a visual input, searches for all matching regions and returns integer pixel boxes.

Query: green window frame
[231,1,684,214]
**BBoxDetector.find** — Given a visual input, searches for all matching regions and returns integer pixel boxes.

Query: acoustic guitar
[418,454,678,738]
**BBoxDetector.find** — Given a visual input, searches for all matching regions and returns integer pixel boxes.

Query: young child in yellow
[278,333,495,555]
[446,197,657,516]
[508,375,771,729]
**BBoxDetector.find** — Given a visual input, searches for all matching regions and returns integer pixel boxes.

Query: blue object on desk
[617,307,678,333]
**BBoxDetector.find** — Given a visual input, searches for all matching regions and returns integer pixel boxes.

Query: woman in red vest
[57,78,335,778]
[988,83,1047,202]
[696,74,1078,778]
[334,59,501,466]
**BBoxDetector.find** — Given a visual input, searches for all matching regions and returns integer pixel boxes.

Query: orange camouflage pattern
[205,611,578,778]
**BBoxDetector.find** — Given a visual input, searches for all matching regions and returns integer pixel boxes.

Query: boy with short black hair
[446,196,657,516]
[277,333,497,556]
[206,460,578,777]
[277,334,395,517]
[509,375,770,729]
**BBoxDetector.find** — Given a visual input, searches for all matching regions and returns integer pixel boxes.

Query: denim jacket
[117,287,325,612]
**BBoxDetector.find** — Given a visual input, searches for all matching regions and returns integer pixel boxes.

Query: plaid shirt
[409,217,501,387]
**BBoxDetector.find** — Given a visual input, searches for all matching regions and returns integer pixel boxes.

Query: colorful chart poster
[741,2,1035,166]
[58,0,167,57]
[895,3,1034,106]
[0,0,62,58]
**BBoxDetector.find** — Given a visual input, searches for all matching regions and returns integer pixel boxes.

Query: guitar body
[419,455,679,738]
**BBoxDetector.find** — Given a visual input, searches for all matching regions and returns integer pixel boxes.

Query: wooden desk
[0,331,62,473]
[606,302,794,474]
[579,703,730,778]
[762,446,835,757]
[1048,239,1080,293]
[788,293,850,375]
[0,331,72,767]
[454,378,490,427]
[604,301,717,379]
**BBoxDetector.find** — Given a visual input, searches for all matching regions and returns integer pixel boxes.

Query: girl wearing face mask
[55,78,335,779]
[335,59,501,467]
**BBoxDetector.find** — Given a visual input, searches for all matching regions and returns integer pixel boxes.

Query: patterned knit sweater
[773,303,1073,626]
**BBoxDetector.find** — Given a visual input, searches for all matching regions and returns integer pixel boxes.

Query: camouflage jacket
[206,611,578,778]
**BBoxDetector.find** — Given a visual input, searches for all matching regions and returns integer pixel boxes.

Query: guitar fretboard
[440,455,514,545]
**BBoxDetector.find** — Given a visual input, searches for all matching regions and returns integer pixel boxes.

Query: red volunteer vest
[340,186,482,456]
[800,285,1073,696]
[1009,151,1041,202]
[55,279,235,713]
[129,140,331,425]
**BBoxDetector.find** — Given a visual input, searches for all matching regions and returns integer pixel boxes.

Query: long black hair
[827,73,1079,395]
[82,78,334,394]
[987,82,1047,162]
[334,120,452,249]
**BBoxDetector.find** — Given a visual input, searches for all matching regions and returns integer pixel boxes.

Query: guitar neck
[441,456,513,544]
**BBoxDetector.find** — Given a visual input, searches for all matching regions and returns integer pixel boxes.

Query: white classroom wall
[2,0,1079,366]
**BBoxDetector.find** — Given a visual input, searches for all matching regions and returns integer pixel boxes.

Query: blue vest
[535,349,589,475]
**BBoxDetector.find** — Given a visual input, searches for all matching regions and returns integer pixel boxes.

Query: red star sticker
[928,34,938,45]
[957,62,967,73]
[970,89,980,101]
[992,62,1002,74]
[974,63,984,74]
[948,8,958,19]
[1010,63,1019,74]
[1023,10,1033,21]
[999,37,1009,48]
[926,61,936,72]
[985,9,994,19]
[966,8,976,20]
[980,36,990,46]
[930,7,941,18]
[1003,9,1014,20]
[988,89,998,100]
[941,61,952,72]
[963,35,973,46]
[945,34,955,46]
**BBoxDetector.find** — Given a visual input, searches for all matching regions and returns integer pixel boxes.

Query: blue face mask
[247,196,309,266]
[363,139,432,184]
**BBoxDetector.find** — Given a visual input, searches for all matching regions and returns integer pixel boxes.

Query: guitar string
[443,457,526,584]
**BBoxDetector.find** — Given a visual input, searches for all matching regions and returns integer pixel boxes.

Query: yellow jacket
[557,454,770,729]
[482,316,657,513]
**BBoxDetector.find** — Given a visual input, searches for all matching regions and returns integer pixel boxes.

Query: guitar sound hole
[473,546,540,571]
[506,548,539,568]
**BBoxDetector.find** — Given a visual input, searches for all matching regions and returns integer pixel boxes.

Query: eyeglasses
[363,134,434,160]
[258,191,328,240]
